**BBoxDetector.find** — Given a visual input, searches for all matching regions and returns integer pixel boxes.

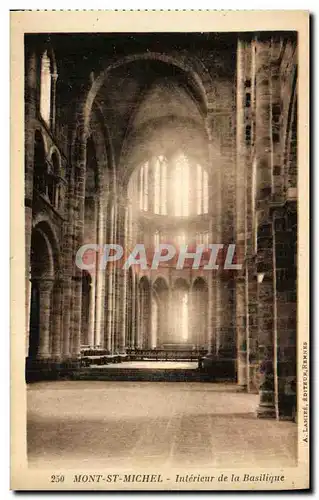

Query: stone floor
[27,381,297,469]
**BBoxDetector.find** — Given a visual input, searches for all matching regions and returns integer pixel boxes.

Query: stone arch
[83,52,212,137]
[34,126,49,155]
[153,275,169,292]
[87,101,116,194]
[121,115,210,189]
[48,146,61,173]
[192,276,208,290]
[31,217,60,276]
[30,225,54,281]
[28,220,60,360]
[173,277,190,290]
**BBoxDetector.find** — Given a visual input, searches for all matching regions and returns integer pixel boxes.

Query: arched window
[40,51,52,127]
[154,155,167,215]
[174,154,189,216]
[196,164,209,215]
[154,157,160,214]
[134,153,208,216]
[139,161,149,211]
[176,231,186,246]
[154,230,160,248]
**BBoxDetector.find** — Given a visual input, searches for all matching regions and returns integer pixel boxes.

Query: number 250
[51,475,65,483]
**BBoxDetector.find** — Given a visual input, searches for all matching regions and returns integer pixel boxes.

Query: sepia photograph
[10,10,309,491]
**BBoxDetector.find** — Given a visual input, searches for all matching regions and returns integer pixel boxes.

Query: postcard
[10,10,309,491]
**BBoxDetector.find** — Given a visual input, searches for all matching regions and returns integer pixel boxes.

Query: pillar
[255,36,277,418]
[24,48,37,358]
[62,168,77,359]
[119,204,128,353]
[148,285,153,349]
[70,130,87,360]
[207,264,214,355]
[62,278,72,358]
[94,194,106,347]
[51,279,63,359]
[70,276,82,359]
[236,38,249,387]
[206,116,222,359]
[87,278,96,346]
[36,278,54,359]
[105,200,115,351]
[111,199,118,352]
[135,279,141,348]
[131,274,136,349]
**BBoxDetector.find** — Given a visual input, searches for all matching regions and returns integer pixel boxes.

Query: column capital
[32,278,54,292]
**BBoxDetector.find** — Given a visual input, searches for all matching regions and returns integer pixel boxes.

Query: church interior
[25,31,298,467]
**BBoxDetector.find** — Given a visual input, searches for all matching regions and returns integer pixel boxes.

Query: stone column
[236,276,247,387]
[207,220,214,355]
[105,199,115,351]
[113,199,124,353]
[119,204,128,353]
[71,276,83,359]
[135,279,141,348]
[131,274,136,349]
[204,117,222,360]
[24,49,37,357]
[87,278,96,346]
[206,275,213,354]
[62,166,77,359]
[255,37,276,418]
[51,279,63,360]
[37,278,54,359]
[94,195,106,347]
[148,285,153,349]
[62,278,72,358]
[111,199,118,352]
[70,132,87,361]
[85,195,98,346]
[236,38,249,387]
[51,72,58,132]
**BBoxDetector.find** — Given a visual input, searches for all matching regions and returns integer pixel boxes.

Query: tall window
[203,170,208,213]
[154,158,160,213]
[154,230,160,248]
[136,154,208,216]
[40,51,52,127]
[196,164,202,215]
[139,161,149,211]
[177,231,186,246]
[174,154,189,216]
[154,156,167,215]
[196,164,209,215]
